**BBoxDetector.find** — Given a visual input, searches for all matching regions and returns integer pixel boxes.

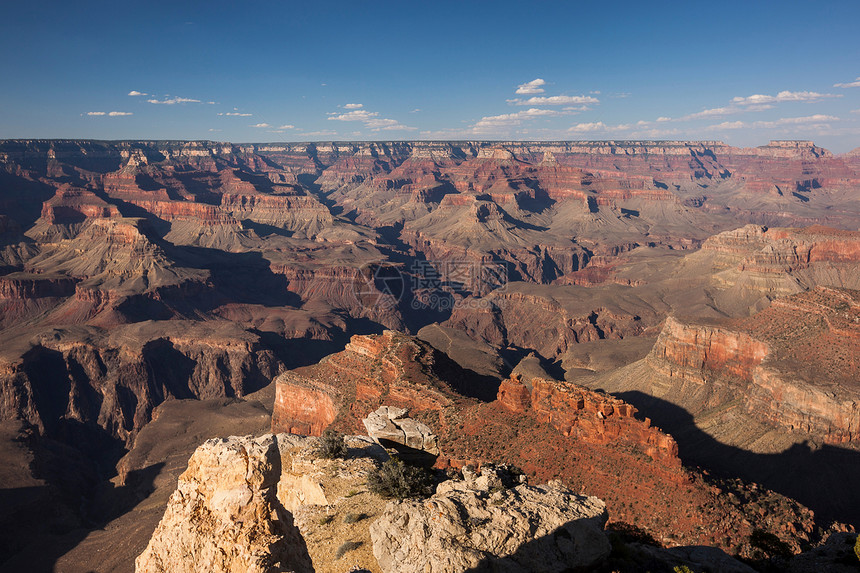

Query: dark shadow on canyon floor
[615,390,860,527]
[0,462,164,573]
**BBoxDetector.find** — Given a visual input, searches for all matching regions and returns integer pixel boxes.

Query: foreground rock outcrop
[136,429,827,573]
[136,432,616,573]
[370,468,611,572]
[135,434,312,573]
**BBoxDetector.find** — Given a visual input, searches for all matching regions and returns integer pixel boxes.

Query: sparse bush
[335,540,362,559]
[749,528,792,558]
[344,489,360,498]
[318,514,334,525]
[855,534,860,563]
[317,429,347,459]
[367,456,434,500]
[673,566,695,573]
[343,512,367,524]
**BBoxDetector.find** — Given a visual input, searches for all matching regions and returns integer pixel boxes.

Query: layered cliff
[646,286,860,444]
[0,321,284,444]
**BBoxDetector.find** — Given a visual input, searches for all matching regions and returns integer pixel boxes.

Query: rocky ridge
[135,429,854,573]
[270,330,834,552]
[136,431,781,573]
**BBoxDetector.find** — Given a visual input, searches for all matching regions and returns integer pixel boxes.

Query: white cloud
[410,108,421,113]
[108,111,132,116]
[209,128,222,132]
[327,108,414,131]
[567,121,631,133]
[328,109,378,121]
[473,108,561,130]
[568,121,607,133]
[365,118,416,131]
[277,124,295,130]
[342,103,364,109]
[767,114,838,125]
[147,96,202,105]
[86,112,106,116]
[834,77,860,88]
[251,123,271,128]
[218,112,253,117]
[656,116,671,122]
[852,109,860,114]
[707,114,839,130]
[708,121,747,130]
[127,90,148,96]
[508,95,600,106]
[515,78,546,95]
[680,106,737,120]
[731,90,840,105]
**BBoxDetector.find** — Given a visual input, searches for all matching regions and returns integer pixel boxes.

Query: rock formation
[645,286,860,444]
[270,330,830,552]
[362,405,439,455]
[498,374,679,467]
[370,468,611,573]
[135,434,313,573]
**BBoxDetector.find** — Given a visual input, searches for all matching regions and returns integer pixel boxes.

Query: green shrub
[335,540,362,559]
[673,566,695,573]
[318,514,334,525]
[855,534,860,563]
[367,457,434,500]
[317,429,347,459]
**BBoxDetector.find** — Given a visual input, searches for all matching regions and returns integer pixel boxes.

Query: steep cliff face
[0,322,284,444]
[646,287,860,444]
[649,316,770,383]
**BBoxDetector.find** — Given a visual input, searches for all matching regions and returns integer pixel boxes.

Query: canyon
[1,138,859,571]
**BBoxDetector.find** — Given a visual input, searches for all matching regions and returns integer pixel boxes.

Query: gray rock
[370,469,610,573]
[361,406,440,455]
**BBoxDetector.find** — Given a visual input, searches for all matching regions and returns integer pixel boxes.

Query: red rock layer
[648,287,860,444]
[498,374,680,467]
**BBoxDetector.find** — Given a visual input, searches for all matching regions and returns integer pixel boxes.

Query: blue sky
[2,0,859,151]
